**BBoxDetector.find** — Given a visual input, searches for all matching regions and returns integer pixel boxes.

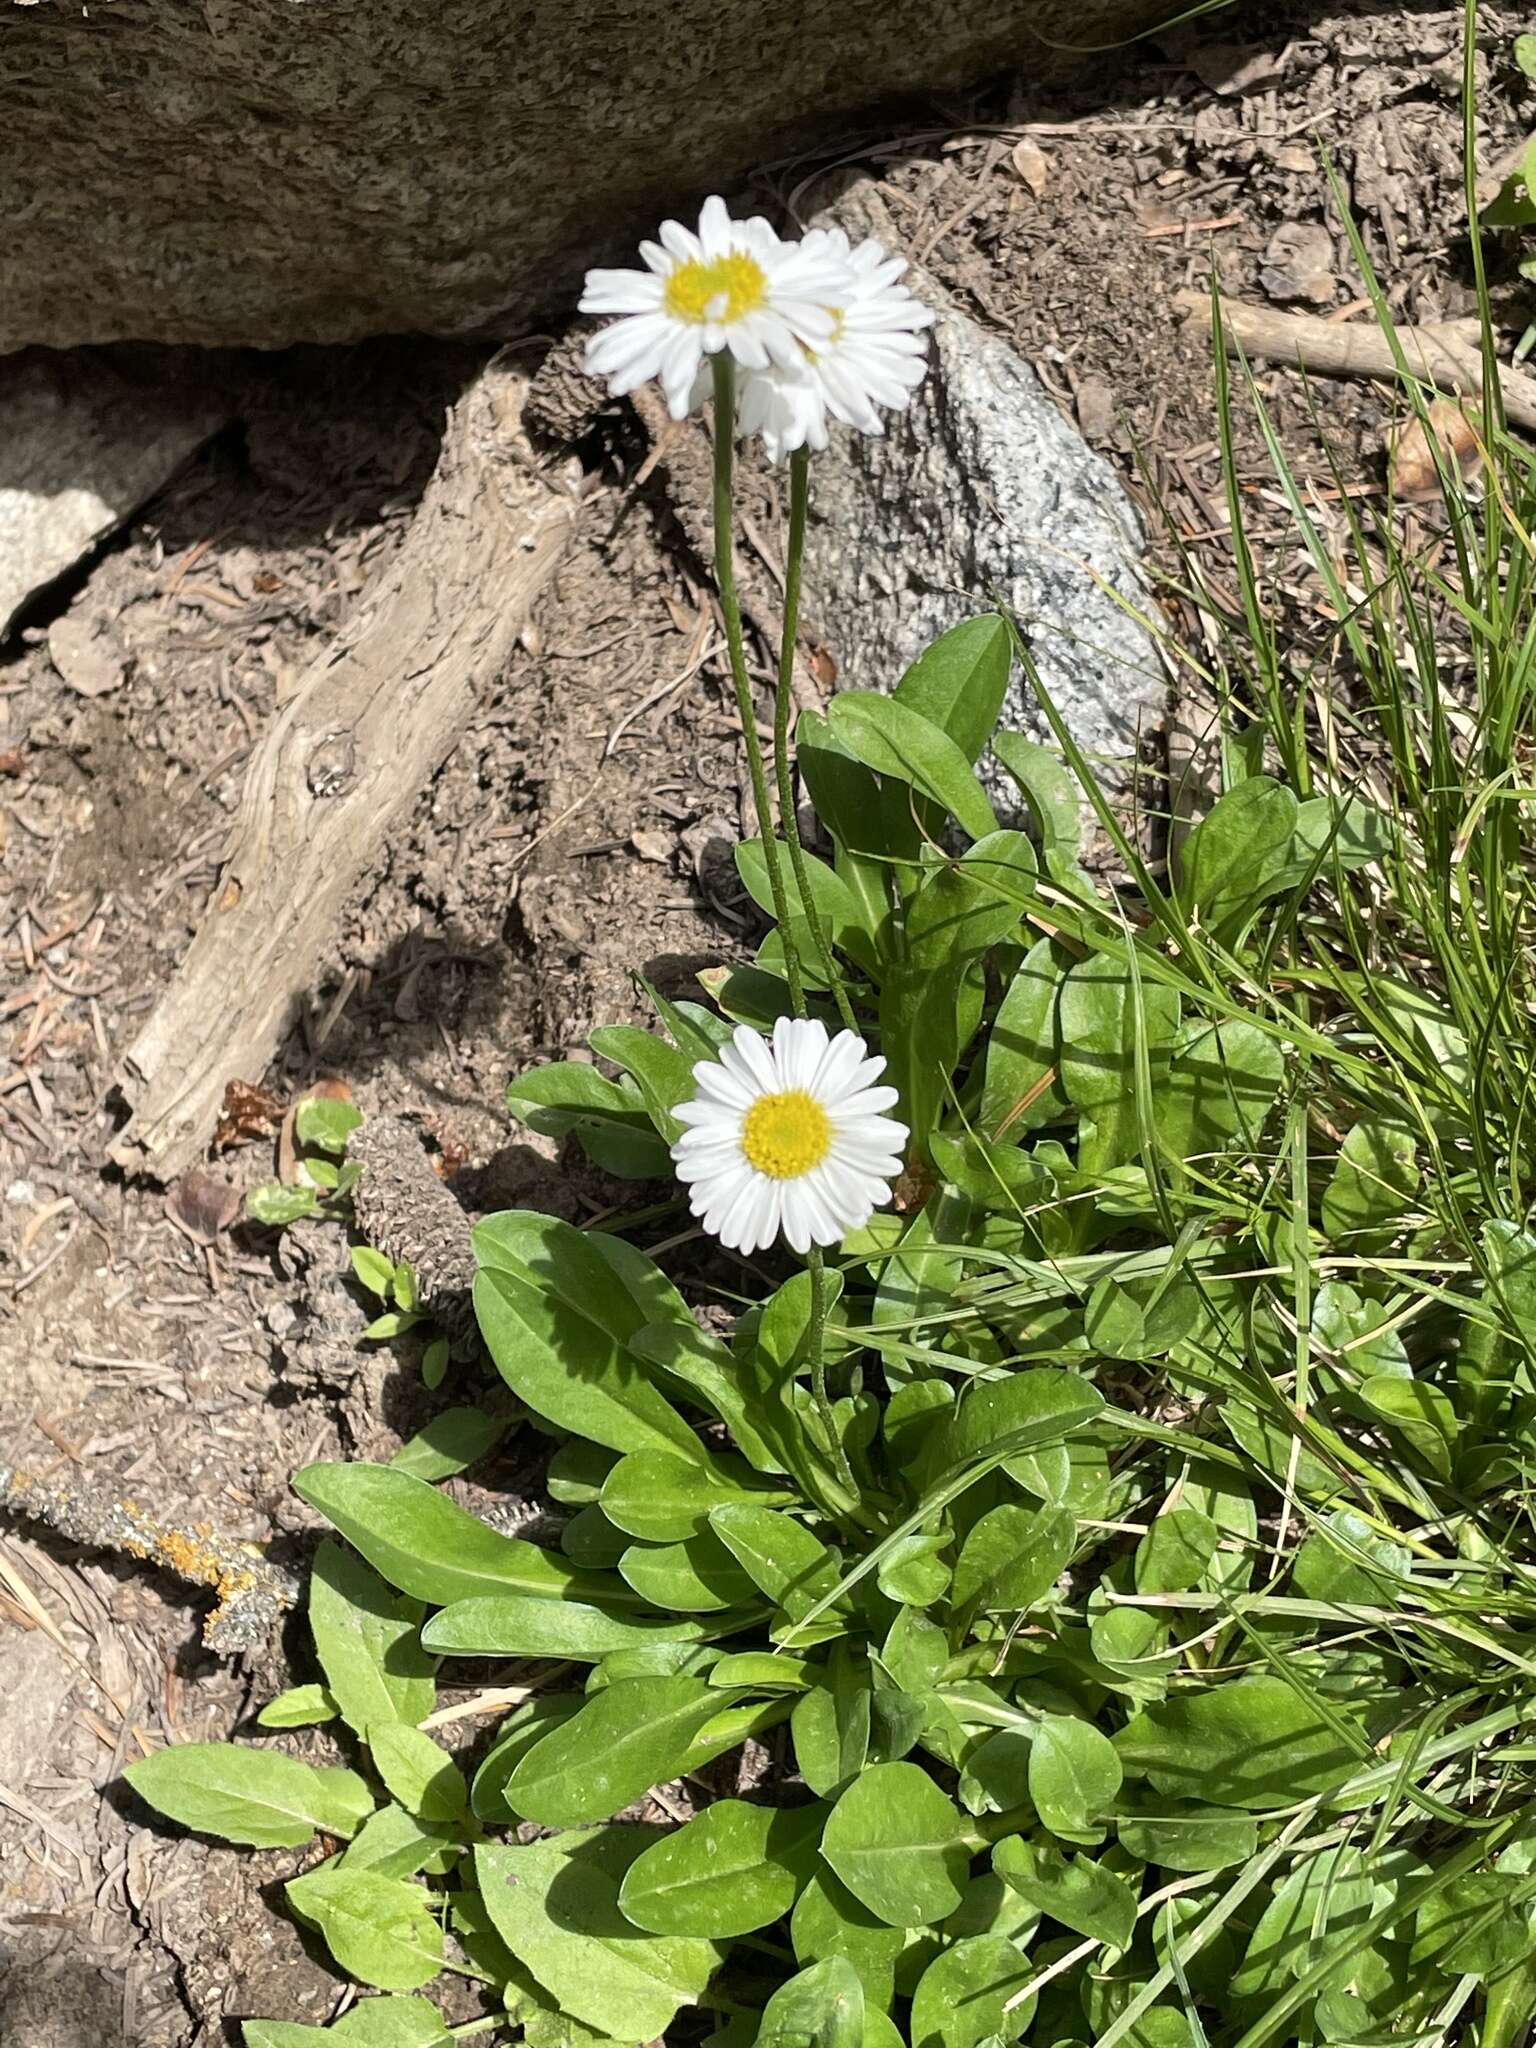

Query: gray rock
[4,0,1187,351]
[0,356,227,640]
[803,189,1164,795]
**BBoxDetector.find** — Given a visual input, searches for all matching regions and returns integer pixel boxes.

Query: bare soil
[1,4,1528,2040]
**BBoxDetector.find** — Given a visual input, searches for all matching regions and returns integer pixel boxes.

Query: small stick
[0,1462,300,1653]
[1174,290,1536,434]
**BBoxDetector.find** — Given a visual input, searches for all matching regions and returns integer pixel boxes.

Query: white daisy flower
[580,196,850,420]
[736,227,935,461]
[671,1018,908,1256]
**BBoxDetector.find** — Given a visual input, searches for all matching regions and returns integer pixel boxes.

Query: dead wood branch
[110,363,582,1180]
[0,1462,300,1652]
[1174,291,1536,433]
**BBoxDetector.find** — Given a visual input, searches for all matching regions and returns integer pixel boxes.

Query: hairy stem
[774,446,859,1033]
[710,353,802,1011]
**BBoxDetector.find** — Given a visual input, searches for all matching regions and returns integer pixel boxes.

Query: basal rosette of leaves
[126,607,1536,2048]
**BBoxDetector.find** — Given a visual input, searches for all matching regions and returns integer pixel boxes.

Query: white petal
[773,1015,829,1091]
[658,218,701,263]
[836,1084,901,1118]
[781,1185,813,1254]
[810,1029,865,1100]
[674,1094,737,1129]
[691,1062,755,1111]
[698,194,732,259]
[723,1024,779,1094]
[580,269,666,315]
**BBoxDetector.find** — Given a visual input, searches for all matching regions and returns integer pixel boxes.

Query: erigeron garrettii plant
[121,197,1523,2048]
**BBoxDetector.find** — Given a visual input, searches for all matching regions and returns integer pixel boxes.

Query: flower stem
[710,353,803,1013]
[807,1246,858,1501]
[774,447,858,1035]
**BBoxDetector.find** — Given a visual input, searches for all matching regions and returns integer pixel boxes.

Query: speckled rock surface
[0,355,227,636]
[804,188,1164,782]
[5,0,1176,351]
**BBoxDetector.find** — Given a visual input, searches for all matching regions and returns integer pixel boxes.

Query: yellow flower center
[664,252,769,325]
[741,1090,833,1180]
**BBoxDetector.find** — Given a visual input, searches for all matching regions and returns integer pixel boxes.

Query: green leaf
[910,1933,1036,2048]
[757,1956,865,2048]
[618,1799,824,1935]
[1320,1120,1419,1238]
[980,937,1070,1137]
[473,1212,702,1462]
[992,731,1082,878]
[257,1683,339,1729]
[952,1504,1074,1613]
[365,1723,467,1824]
[893,616,1012,765]
[827,691,999,842]
[792,1870,922,2009]
[506,1677,729,1825]
[993,1835,1137,1948]
[618,1533,760,1612]
[1135,1508,1219,1595]
[1232,1844,1384,1997]
[1516,31,1536,77]
[629,1317,786,1477]
[1355,1375,1456,1478]
[295,1462,609,1608]
[419,1337,449,1391]
[940,1368,1103,1485]
[1291,1508,1411,1607]
[794,708,894,942]
[1058,955,1180,1171]
[1029,1714,1123,1841]
[821,1761,970,1927]
[364,1310,418,1342]
[1412,1872,1534,1979]
[737,838,882,975]
[1157,1018,1284,1165]
[548,1440,620,1505]
[296,1095,365,1155]
[351,1246,397,1298]
[880,831,1036,1141]
[338,1802,457,1881]
[1085,1264,1204,1363]
[285,1866,444,1991]
[335,1999,452,2047]
[1115,1675,1365,1809]
[562,1505,631,1571]
[709,1503,847,1633]
[504,1061,654,1138]
[389,1406,508,1481]
[471,1697,583,1821]
[875,1529,951,1608]
[1116,1802,1257,1874]
[588,1023,696,1141]
[600,1449,787,1541]
[245,1996,452,2047]
[422,1596,713,1660]
[1177,775,1299,938]
[125,1741,371,1850]
[476,1831,724,2041]
[308,1538,437,1740]
[246,1182,320,1226]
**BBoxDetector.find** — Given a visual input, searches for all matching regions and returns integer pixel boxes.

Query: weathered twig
[347,1114,479,1352]
[0,1462,300,1653]
[1175,290,1536,434]
[110,361,583,1181]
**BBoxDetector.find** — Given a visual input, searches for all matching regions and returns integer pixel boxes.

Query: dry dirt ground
[0,3,1529,2041]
